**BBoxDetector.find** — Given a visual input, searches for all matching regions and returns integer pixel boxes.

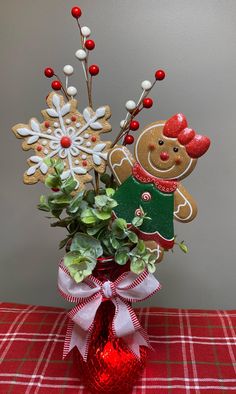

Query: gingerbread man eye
[158,140,164,145]
[173,147,179,152]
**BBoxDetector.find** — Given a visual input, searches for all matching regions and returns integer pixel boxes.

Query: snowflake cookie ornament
[12,92,112,190]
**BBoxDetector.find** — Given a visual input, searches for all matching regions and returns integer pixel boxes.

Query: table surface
[0,302,236,393]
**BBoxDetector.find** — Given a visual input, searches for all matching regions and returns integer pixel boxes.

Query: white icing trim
[174,188,193,221]
[146,244,162,260]
[109,148,133,184]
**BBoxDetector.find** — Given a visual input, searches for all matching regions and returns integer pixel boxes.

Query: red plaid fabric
[0,302,236,393]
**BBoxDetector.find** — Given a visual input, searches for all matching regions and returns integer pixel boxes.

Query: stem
[94,170,100,194]
[54,74,70,101]
[76,20,93,109]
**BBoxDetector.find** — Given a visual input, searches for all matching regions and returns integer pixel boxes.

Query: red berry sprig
[51,80,62,91]
[44,67,54,78]
[85,39,95,50]
[71,6,82,19]
[129,120,140,131]
[155,69,166,81]
[143,97,153,108]
[89,64,99,76]
[124,135,134,145]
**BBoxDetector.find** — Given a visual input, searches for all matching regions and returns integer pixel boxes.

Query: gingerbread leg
[144,240,164,264]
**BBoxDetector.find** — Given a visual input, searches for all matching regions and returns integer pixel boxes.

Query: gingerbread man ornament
[108,113,211,262]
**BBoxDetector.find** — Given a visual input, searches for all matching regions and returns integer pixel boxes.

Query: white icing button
[44,149,49,154]
[47,128,52,134]
[54,122,59,128]
[84,133,89,139]
[141,192,152,201]
[75,159,79,165]
[66,119,71,125]
[82,154,87,160]
[42,140,47,146]
[76,123,81,128]
[86,142,91,147]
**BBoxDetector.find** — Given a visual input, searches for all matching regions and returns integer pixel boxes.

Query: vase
[73,257,147,394]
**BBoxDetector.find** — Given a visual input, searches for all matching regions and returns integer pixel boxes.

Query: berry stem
[54,73,70,100]
[76,19,93,109]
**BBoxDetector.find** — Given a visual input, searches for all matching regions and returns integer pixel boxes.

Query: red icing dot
[71,115,77,122]
[91,136,97,142]
[60,136,72,148]
[82,160,87,166]
[36,145,42,151]
[44,121,50,128]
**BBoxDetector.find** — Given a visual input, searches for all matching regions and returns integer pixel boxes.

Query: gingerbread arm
[174,183,198,222]
[108,145,135,185]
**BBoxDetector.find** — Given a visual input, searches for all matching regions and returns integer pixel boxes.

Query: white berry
[125,100,136,111]
[75,49,87,60]
[120,120,126,128]
[81,26,91,37]
[63,65,74,75]
[141,80,152,91]
[67,86,77,96]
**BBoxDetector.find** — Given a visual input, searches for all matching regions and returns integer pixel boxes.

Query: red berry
[44,121,50,128]
[143,97,153,108]
[52,188,60,192]
[89,64,99,76]
[155,69,166,80]
[85,39,95,50]
[129,120,140,131]
[124,135,134,145]
[51,80,62,91]
[44,67,54,78]
[60,136,72,148]
[71,6,82,18]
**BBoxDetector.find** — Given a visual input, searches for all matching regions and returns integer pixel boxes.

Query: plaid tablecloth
[0,302,236,393]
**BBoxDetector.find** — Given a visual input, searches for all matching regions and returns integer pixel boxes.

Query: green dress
[113,164,177,249]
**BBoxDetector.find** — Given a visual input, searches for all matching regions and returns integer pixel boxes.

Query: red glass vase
[73,257,147,394]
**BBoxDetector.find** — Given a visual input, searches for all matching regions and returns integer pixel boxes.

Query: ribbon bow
[163,113,211,158]
[58,261,161,361]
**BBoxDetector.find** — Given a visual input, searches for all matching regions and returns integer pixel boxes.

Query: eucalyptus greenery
[38,159,188,283]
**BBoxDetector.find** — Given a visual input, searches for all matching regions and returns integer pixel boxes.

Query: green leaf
[70,233,103,258]
[115,249,130,265]
[45,174,61,188]
[50,218,71,228]
[37,204,50,212]
[110,236,120,250]
[137,240,146,254]
[95,195,108,208]
[132,216,143,227]
[93,209,112,221]
[100,173,111,187]
[67,192,83,214]
[59,237,70,250]
[81,208,97,224]
[115,218,127,230]
[130,257,145,275]
[61,176,77,194]
[127,231,138,244]
[105,188,115,197]
[64,250,97,283]
[179,242,188,253]
[147,260,156,274]
[54,160,64,175]
[50,195,72,208]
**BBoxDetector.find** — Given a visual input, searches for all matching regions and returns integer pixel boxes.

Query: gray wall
[0,0,235,309]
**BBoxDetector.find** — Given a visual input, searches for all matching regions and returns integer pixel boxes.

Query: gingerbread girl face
[134,114,210,181]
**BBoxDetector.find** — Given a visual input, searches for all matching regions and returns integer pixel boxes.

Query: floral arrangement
[12,5,210,393]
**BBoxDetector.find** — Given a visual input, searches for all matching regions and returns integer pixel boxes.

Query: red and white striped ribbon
[58,261,161,361]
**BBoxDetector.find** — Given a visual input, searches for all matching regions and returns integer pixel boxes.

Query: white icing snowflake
[12,92,112,190]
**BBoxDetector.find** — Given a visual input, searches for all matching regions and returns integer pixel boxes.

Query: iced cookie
[108,113,211,262]
[12,92,112,191]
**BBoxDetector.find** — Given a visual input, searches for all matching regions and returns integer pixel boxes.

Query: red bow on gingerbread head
[163,113,211,158]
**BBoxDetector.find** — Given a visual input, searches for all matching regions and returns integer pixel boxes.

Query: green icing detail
[113,175,174,240]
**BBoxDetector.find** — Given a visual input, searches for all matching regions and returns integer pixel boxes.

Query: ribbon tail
[63,319,94,362]
[123,328,151,359]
